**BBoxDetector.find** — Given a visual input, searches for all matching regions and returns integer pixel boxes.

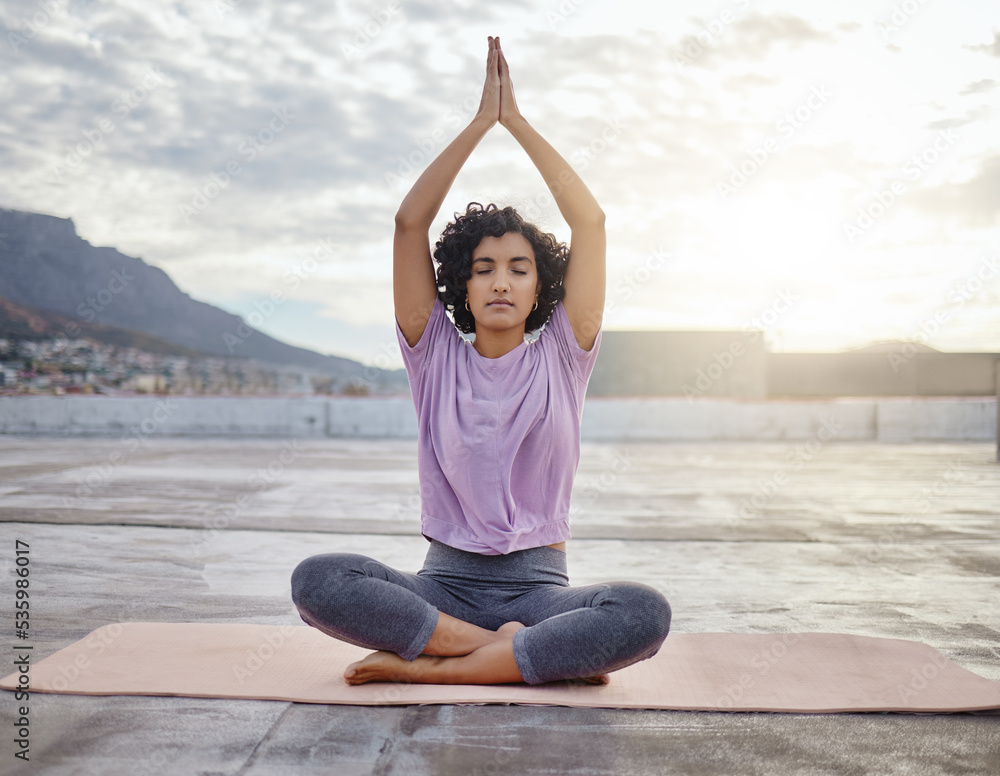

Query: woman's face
[465,232,540,331]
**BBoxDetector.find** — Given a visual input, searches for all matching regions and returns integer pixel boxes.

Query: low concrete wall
[0,396,420,439]
[0,396,994,442]
[581,397,996,442]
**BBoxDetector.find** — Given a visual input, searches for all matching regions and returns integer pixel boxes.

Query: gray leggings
[290,540,671,685]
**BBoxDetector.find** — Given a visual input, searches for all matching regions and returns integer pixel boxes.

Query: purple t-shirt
[396,296,602,555]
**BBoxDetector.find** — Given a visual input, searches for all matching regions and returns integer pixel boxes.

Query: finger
[496,41,508,69]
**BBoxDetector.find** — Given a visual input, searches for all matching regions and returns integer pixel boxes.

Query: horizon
[0,202,996,362]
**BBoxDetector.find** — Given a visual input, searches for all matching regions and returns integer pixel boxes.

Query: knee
[290,552,367,609]
[619,582,671,650]
[290,554,325,608]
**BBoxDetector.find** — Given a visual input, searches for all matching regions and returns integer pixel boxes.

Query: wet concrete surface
[0,436,998,775]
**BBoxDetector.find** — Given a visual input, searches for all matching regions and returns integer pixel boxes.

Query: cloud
[959,78,997,95]
[0,6,842,243]
[731,11,834,49]
[965,30,1000,57]
[905,155,1000,229]
[925,106,992,131]
[680,11,835,68]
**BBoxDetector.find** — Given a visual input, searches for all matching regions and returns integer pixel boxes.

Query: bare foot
[344,650,440,685]
[344,622,527,686]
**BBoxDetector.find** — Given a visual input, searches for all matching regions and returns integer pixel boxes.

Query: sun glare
[718,188,843,280]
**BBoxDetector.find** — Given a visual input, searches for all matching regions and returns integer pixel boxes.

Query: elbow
[393,205,431,232]
[394,210,418,231]
[577,209,606,230]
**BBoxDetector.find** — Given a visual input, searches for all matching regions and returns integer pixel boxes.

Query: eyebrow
[471,255,534,265]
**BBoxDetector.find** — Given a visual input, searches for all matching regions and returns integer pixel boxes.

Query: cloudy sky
[2,0,998,367]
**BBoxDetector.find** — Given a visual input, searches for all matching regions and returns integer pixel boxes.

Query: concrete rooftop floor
[0,435,999,776]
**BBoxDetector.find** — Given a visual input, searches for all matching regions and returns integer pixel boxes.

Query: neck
[472,326,525,359]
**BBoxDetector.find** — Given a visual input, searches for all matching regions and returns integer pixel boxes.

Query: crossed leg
[292,552,664,687]
[292,554,530,684]
[344,615,530,685]
[344,613,610,685]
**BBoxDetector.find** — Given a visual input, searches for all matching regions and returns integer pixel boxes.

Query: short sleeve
[395,296,451,382]
[541,300,602,384]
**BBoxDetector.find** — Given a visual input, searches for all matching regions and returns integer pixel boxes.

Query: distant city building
[123,373,168,394]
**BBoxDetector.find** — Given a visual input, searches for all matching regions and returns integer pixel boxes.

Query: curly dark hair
[434,202,569,334]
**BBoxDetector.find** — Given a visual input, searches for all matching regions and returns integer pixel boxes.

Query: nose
[493,274,509,292]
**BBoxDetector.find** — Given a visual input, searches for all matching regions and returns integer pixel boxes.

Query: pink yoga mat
[3,623,999,713]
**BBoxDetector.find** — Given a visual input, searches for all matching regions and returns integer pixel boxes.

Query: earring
[465,301,470,311]
[532,300,539,311]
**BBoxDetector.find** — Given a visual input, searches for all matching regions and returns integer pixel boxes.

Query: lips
[487,299,513,307]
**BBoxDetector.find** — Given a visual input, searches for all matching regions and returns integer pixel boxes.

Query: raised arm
[394,39,501,347]
[496,38,606,351]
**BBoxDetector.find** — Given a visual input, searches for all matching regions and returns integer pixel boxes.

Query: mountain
[0,208,404,388]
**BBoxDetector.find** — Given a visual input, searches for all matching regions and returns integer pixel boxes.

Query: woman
[291,36,670,686]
